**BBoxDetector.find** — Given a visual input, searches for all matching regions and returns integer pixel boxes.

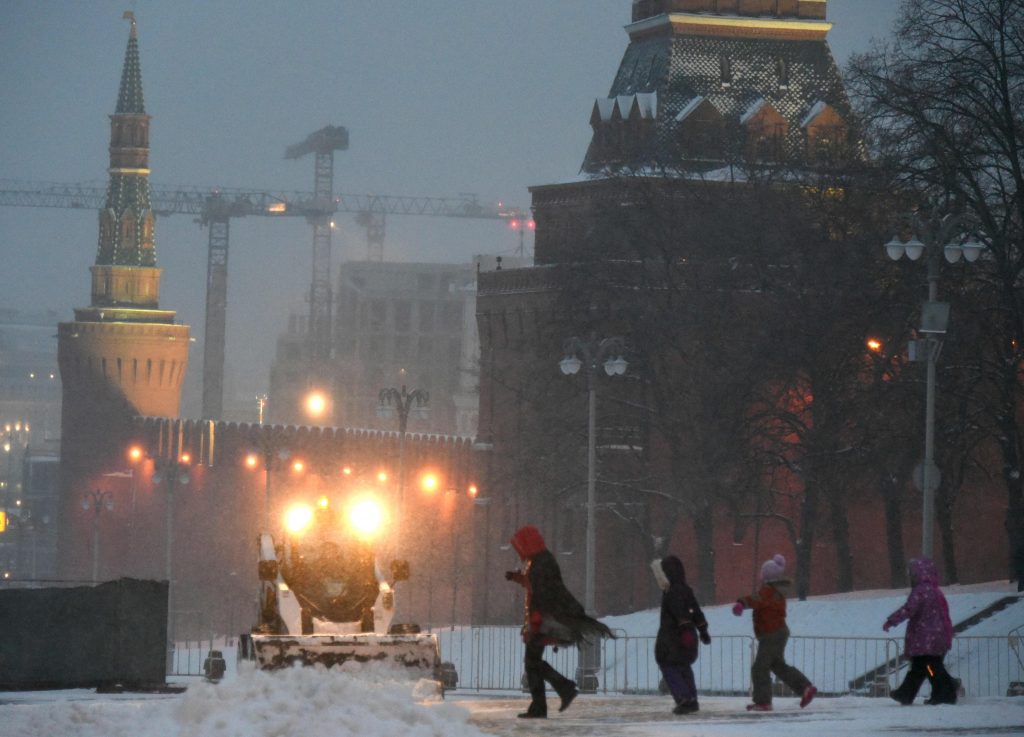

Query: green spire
[95,11,156,269]
[116,12,145,114]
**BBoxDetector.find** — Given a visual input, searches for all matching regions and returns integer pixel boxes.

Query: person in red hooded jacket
[505,525,613,719]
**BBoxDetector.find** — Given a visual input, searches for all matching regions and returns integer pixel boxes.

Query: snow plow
[238,495,440,682]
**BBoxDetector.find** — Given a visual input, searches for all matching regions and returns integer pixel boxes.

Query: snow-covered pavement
[1,667,1022,737]
[456,693,1024,737]
[2,582,1021,736]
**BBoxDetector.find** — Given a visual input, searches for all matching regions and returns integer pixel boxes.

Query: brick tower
[56,13,190,579]
[474,0,856,617]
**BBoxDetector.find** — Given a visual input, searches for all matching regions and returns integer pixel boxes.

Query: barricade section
[433,627,1022,698]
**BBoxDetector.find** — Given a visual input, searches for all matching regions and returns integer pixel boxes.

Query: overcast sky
[0,0,901,416]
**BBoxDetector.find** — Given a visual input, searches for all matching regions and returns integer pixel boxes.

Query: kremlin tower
[56,14,190,579]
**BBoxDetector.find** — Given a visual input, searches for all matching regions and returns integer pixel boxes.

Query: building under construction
[268,254,528,436]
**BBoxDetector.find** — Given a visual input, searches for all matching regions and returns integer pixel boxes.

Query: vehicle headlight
[348,496,385,540]
[284,503,315,535]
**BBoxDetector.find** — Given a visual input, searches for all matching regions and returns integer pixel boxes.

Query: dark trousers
[751,626,811,705]
[660,662,697,704]
[891,655,958,704]
[523,636,574,716]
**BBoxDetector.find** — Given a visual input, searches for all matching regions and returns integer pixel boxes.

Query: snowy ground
[2,669,1022,737]
[2,582,1022,736]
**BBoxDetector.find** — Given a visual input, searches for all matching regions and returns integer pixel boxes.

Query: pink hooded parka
[884,558,954,657]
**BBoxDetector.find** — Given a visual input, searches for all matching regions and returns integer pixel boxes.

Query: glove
[732,601,744,616]
[699,630,712,645]
[882,620,892,632]
[504,570,516,581]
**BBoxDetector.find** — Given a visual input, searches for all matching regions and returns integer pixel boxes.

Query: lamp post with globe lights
[559,336,628,615]
[245,433,292,532]
[378,385,429,535]
[81,489,115,583]
[884,214,984,558]
[559,335,627,692]
[151,453,192,671]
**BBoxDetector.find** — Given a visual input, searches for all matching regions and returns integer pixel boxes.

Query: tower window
[720,54,732,87]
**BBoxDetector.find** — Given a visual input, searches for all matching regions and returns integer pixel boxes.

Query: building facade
[474,0,1010,620]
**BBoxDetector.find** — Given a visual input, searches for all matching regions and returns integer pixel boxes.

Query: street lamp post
[151,454,191,672]
[245,430,291,532]
[377,385,429,537]
[558,336,628,615]
[81,489,114,583]
[884,215,983,559]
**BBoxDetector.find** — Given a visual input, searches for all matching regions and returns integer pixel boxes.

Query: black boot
[889,687,914,706]
[555,679,578,712]
[519,675,547,719]
[517,704,547,719]
[673,700,699,714]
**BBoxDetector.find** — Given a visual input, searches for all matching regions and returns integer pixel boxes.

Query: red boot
[800,686,817,708]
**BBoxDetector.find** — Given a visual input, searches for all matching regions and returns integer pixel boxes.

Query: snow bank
[3,664,489,737]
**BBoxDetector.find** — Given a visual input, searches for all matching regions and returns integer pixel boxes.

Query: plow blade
[248,633,440,677]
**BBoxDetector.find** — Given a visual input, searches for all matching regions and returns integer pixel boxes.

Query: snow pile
[4,664,488,737]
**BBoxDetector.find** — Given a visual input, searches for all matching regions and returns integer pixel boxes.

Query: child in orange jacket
[733,554,817,711]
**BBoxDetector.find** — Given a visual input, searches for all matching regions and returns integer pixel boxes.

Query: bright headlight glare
[284,503,315,535]
[349,497,385,539]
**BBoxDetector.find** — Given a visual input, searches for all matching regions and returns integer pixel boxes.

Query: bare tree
[848,0,1024,584]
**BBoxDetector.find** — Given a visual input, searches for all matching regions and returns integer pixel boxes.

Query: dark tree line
[848,0,1024,586]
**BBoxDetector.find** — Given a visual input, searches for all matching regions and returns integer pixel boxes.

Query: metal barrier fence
[168,609,217,677]
[434,627,1024,698]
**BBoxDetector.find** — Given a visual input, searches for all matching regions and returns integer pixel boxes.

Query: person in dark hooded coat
[505,525,613,719]
[652,555,711,714]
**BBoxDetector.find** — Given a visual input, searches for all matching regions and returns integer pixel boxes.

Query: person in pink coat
[883,557,958,705]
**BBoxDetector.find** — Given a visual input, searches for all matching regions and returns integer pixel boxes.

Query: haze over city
[0,1,899,416]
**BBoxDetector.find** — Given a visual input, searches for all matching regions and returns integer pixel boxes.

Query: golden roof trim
[627,13,832,41]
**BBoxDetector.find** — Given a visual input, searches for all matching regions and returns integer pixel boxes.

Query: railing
[434,627,1024,698]
[168,609,218,677]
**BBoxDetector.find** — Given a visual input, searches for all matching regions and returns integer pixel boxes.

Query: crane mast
[285,126,349,373]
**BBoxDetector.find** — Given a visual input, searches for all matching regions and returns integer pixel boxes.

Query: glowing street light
[303,390,329,420]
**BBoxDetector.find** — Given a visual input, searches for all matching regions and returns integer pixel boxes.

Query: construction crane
[285,126,348,372]
[0,178,528,420]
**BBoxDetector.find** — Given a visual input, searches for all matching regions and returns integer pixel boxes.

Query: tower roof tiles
[115,13,145,115]
[582,9,851,174]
